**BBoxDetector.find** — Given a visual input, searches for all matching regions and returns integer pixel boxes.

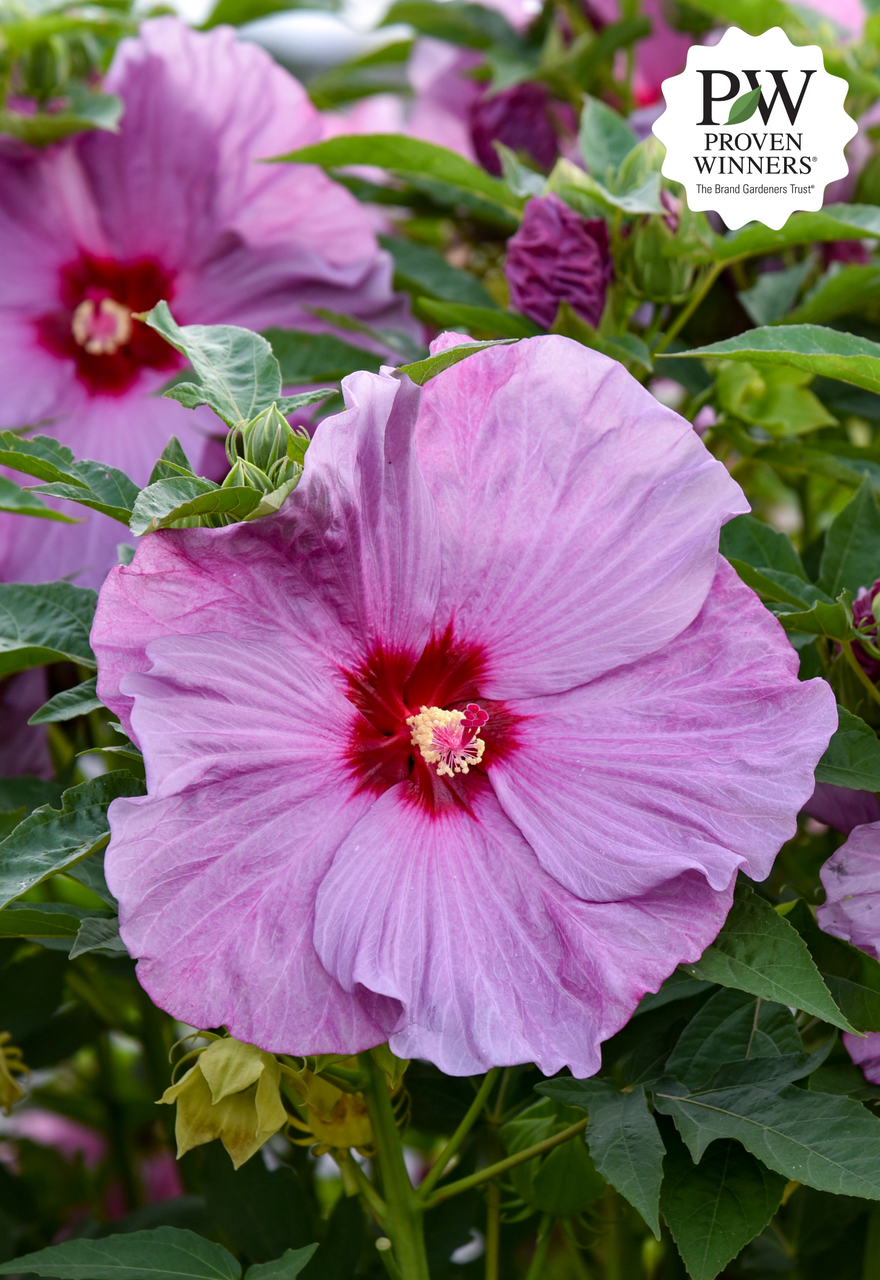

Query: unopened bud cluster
[223,403,309,496]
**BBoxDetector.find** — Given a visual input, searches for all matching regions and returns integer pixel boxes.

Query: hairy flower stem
[419,1069,499,1199]
[359,1052,430,1280]
[424,1117,590,1209]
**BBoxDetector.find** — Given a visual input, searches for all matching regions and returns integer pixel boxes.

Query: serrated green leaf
[130,478,261,536]
[786,263,880,328]
[0,772,145,910]
[815,705,880,790]
[273,135,523,224]
[203,0,336,26]
[500,1098,605,1218]
[737,259,813,327]
[148,436,196,485]
[725,559,816,608]
[775,597,854,641]
[0,901,97,939]
[653,1080,880,1199]
[145,302,282,427]
[396,339,518,385]
[380,0,516,47]
[726,85,762,126]
[551,301,652,371]
[666,988,801,1091]
[536,1078,665,1236]
[671,324,880,396]
[0,474,78,522]
[660,1129,786,1280]
[29,676,102,725]
[0,581,96,677]
[264,328,383,384]
[0,1226,241,1279]
[69,915,126,958]
[818,477,880,598]
[0,432,85,485]
[244,1248,318,1280]
[681,882,854,1032]
[787,899,880,1033]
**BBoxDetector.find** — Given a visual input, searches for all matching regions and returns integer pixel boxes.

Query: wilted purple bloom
[803,782,880,835]
[0,18,409,590]
[469,83,573,176]
[819,820,880,1080]
[505,194,613,329]
[92,334,835,1077]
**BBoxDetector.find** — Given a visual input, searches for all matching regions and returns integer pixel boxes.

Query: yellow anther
[406,705,486,778]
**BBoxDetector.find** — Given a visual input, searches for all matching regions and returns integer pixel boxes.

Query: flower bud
[0,1033,27,1113]
[287,1064,375,1156]
[623,214,695,303]
[160,1036,287,1169]
[222,457,274,493]
[243,403,293,473]
[505,194,612,329]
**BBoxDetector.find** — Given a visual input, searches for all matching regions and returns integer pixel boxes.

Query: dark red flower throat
[36,252,180,396]
[344,628,520,812]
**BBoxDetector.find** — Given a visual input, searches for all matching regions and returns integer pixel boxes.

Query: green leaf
[578,95,637,182]
[787,899,880,1034]
[145,302,282,427]
[500,1098,605,1218]
[272,135,523,225]
[0,1226,241,1279]
[494,143,545,199]
[414,299,541,339]
[28,456,141,523]
[0,901,97,939]
[0,432,84,485]
[774,598,855,642]
[380,0,517,47]
[129,478,261,536]
[307,43,412,111]
[0,91,123,145]
[244,1248,318,1280]
[264,328,383,383]
[548,157,663,217]
[671,324,880,398]
[551,301,652,371]
[29,676,102,725]
[0,474,77,522]
[634,970,716,1015]
[379,235,498,309]
[726,85,762,126]
[786,263,880,328]
[0,581,97,677]
[725,559,816,608]
[148,437,196,485]
[714,205,880,263]
[396,339,518,385]
[653,1080,880,1199]
[0,776,64,817]
[681,882,855,1032]
[815,705,880,790]
[0,772,146,910]
[818,477,880,598]
[665,988,801,1091]
[69,915,126,958]
[203,0,337,26]
[555,16,651,91]
[536,1078,665,1237]
[660,1130,786,1280]
[719,513,807,580]
[737,259,813,327]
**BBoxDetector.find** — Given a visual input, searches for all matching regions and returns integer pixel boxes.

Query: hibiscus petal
[819,820,880,962]
[490,559,837,900]
[416,336,748,697]
[86,18,379,274]
[93,370,440,736]
[313,782,734,1076]
[106,632,398,1052]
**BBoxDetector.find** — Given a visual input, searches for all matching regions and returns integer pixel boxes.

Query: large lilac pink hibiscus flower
[0,17,408,590]
[91,335,836,1076]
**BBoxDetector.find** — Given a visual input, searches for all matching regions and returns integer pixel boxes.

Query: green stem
[654,261,724,354]
[419,1069,499,1198]
[359,1052,429,1280]
[525,1215,554,1280]
[485,1179,501,1280]
[424,1117,589,1209]
[336,1149,388,1226]
[842,640,880,710]
[96,1033,140,1213]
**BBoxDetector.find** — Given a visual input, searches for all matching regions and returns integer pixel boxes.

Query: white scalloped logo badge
[652,26,856,230]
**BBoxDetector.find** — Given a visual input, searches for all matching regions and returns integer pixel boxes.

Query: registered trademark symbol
[812,156,817,161]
